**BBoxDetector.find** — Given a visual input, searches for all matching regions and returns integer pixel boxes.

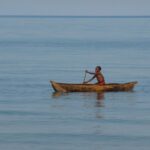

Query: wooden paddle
[83,71,87,83]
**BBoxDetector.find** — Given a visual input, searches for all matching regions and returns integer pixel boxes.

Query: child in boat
[83,66,105,85]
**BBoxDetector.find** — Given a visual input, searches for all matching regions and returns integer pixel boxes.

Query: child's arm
[83,75,96,84]
[85,70,95,75]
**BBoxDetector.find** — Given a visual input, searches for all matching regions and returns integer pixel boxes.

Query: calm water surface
[0,16,150,150]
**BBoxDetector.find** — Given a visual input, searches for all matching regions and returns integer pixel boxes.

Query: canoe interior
[50,81,138,92]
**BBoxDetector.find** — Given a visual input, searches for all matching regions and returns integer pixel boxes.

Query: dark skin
[83,67,105,85]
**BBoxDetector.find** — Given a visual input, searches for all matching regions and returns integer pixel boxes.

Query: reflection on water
[96,93,105,107]
[51,92,105,119]
[52,92,105,109]
[52,92,105,100]
[97,92,105,100]
[52,92,69,98]
[52,92,64,98]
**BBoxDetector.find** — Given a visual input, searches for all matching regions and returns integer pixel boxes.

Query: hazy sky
[0,0,150,16]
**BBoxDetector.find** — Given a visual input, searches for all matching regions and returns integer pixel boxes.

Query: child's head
[95,66,101,72]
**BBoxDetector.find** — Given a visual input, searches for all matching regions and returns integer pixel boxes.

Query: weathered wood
[50,81,138,92]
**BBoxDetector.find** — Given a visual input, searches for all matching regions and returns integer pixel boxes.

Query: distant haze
[0,0,150,16]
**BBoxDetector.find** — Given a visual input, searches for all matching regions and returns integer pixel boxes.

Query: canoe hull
[50,81,138,92]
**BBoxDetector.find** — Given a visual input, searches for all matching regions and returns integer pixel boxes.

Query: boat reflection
[51,92,105,118]
[52,92,68,98]
[52,92,105,101]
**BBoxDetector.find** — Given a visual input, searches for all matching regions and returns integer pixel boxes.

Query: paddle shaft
[83,72,87,83]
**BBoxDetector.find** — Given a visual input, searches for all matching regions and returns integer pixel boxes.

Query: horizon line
[0,15,150,18]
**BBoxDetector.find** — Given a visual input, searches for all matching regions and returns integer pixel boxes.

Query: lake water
[0,16,150,150]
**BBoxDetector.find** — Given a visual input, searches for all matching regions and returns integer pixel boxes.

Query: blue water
[0,16,150,150]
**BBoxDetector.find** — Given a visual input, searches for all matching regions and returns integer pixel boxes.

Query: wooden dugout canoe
[50,81,138,92]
